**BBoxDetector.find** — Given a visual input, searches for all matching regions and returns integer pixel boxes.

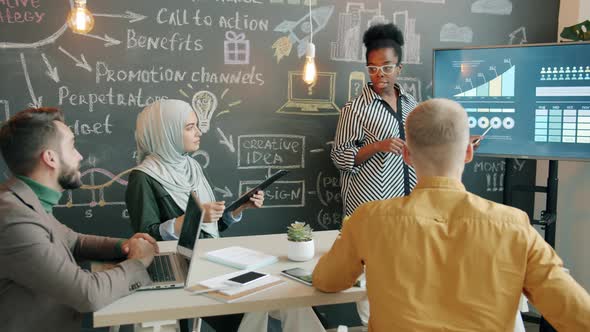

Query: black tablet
[224,170,290,212]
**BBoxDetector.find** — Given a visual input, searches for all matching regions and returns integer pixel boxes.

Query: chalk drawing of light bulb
[192,90,218,133]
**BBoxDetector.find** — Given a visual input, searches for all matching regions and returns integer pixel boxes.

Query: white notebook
[188,270,285,303]
[198,270,283,296]
[204,246,278,270]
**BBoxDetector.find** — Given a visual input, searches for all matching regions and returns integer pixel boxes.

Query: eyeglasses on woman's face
[366,64,399,75]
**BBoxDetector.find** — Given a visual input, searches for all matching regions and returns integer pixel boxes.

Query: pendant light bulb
[67,0,94,34]
[303,42,317,85]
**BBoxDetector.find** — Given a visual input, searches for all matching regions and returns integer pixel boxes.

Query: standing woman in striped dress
[331,23,418,218]
[330,22,418,327]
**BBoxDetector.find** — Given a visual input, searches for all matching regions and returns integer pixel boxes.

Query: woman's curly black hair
[363,23,404,64]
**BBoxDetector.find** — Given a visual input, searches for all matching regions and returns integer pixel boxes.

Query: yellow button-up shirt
[313,177,590,331]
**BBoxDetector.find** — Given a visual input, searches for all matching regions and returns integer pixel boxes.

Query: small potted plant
[287,221,315,261]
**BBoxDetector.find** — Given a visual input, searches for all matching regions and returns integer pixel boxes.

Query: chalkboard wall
[1,0,555,241]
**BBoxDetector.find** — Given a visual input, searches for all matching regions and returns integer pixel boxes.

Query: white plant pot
[287,239,315,261]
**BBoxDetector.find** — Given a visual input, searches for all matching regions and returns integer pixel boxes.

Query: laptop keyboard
[147,255,175,283]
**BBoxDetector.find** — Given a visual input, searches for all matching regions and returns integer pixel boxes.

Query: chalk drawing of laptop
[277,71,340,115]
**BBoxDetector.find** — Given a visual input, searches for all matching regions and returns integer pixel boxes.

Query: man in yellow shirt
[313,98,590,331]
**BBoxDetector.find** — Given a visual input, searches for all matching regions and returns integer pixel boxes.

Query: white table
[94,230,366,327]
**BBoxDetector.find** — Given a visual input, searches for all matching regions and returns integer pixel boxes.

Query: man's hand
[374,138,405,154]
[121,233,159,255]
[470,135,482,150]
[127,238,157,268]
[203,201,226,223]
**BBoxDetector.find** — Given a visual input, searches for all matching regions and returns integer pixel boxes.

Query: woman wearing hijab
[126,99,325,332]
[126,99,263,241]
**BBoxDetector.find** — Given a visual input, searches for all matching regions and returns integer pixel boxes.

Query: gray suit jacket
[0,178,152,332]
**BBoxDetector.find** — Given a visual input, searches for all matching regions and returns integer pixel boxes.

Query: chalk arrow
[513,159,526,172]
[509,27,527,45]
[20,53,43,108]
[214,186,233,198]
[58,46,92,72]
[93,11,147,23]
[41,53,60,83]
[216,128,236,153]
[78,33,121,47]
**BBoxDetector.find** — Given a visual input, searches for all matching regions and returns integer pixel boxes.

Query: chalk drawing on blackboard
[58,46,92,72]
[191,150,210,169]
[0,100,9,122]
[192,90,218,133]
[316,171,341,207]
[272,37,293,63]
[317,208,344,230]
[216,127,236,153]
[41,54,60,83]
[425,81,433,100]
[508,27,527,44]
[0,0,72,49]
[272,6,334,62]
[277,71,339,115]
[74,32,121,47]
[0,23,68,49]
[220,88,229,99]
[393,11,421,65]
[237,134,305,169]
[20,53,43,108]
[214,186,233,198]
[224,31,250,65]
[471,0,513,15]
[440,23,473,43]
[239,180,305,208]
[486,173,504,191]
[57,168,131,208]
[348,71,366,101]
[214,89,235,118]
[330,3,384,63]
[397,77,423,102]
[93,11,147,23]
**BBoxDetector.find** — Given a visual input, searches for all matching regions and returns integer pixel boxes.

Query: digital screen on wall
[434,42,590,161]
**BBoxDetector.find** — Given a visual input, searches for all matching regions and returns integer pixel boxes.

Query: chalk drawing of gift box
[224,31,250,65]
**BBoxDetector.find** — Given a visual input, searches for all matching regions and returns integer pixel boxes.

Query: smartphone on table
[281,267,313,286]
[281,267,365,288]
[223,271,269,287]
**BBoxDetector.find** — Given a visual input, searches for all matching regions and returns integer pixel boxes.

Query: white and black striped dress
[331,83,418,216]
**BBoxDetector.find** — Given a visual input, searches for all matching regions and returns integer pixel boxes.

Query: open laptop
[140,191,204,290]
[277,71,340,115]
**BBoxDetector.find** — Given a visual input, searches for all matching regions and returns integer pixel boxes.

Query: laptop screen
[177,191,203,259]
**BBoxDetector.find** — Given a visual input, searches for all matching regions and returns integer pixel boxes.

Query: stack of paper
[205,246,278,270]
[187,270,285,303]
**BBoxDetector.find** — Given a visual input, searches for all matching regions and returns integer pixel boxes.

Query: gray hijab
[134,99,215,211]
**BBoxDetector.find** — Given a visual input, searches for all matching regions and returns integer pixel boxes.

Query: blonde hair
[405,98,469,168]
